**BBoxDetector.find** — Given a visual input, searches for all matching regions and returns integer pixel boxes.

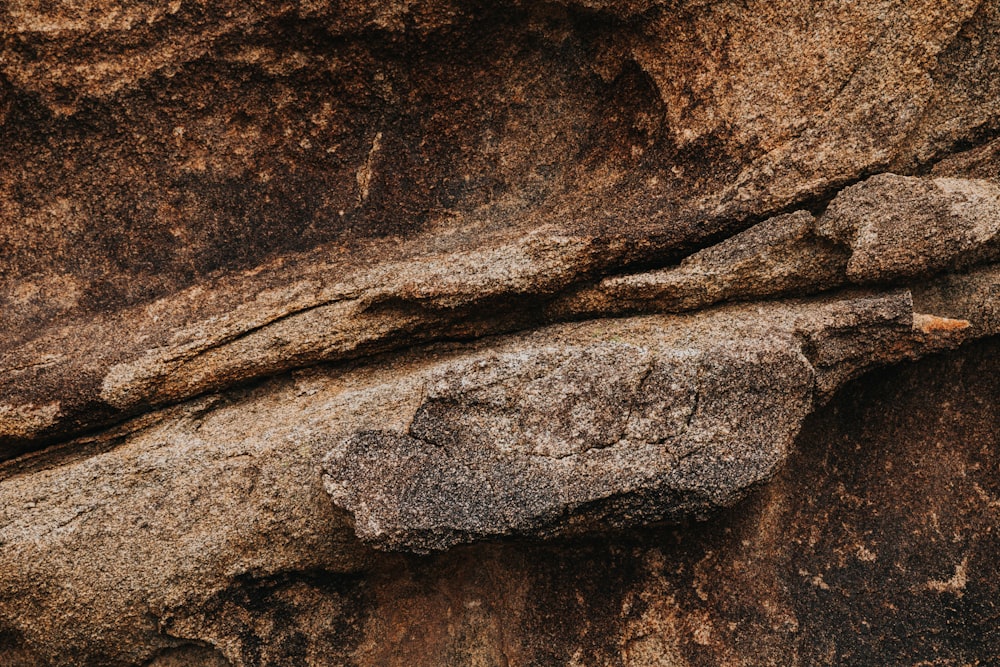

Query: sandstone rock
[0,0,996,348]
[323,290,975,552]
[2,337,997,666]
[4,170,999,459]
[551,210,848,317]
[325,325,804,553]
[0,285,979,664]
[555,173,1000,320]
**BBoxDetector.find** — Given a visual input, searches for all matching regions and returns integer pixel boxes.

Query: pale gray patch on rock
[410,343,656,458]
[323,335,814,552]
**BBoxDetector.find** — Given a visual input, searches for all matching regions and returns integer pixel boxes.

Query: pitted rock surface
[325,336,812,552]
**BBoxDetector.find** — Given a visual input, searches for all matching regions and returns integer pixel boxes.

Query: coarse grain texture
[1,0,1000,663]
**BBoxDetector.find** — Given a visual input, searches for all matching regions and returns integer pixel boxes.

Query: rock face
[322,291,972,552]
[1,0,999,664]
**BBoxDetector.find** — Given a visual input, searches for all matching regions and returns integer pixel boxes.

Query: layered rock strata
[3,172,999,458]
[1,0,1000,664]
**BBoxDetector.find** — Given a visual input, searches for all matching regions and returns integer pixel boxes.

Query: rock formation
[1,0,998,664]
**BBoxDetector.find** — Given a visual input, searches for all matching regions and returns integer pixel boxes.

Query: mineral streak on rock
[912,313,971,334]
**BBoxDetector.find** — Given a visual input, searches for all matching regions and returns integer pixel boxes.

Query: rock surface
[322,290,971,552]
[1,0,999,664]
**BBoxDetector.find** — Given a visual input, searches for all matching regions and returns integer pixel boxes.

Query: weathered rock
[817,174,1000,282]
[551,210,847,318]
[334,338,1000,667]
[0,283,981,664]
[1,0,1000,663]
[2,335,997,666]
[5,169,1000,458]
[325,324,806,553]
[913,263,1000,336]
[555,173,1000,319]
[2,0,1000,456]
[323,290,976,552]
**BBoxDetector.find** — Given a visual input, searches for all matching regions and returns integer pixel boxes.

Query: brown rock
[1,0,999,663]
[816,173,1000,282]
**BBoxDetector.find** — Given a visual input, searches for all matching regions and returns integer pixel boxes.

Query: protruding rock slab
[326,340,812,552]
[0,285,977,664]
[4,173,999,459]
[817,174,1000,281]
[557,174,1000,320]
[322,290,968,552]
[1,0,1000,663]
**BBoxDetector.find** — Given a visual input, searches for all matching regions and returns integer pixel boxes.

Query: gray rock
[322,290,970,552]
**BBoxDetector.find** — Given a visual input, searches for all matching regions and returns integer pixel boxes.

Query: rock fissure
[161,296,358,368]
[3,171,998,457]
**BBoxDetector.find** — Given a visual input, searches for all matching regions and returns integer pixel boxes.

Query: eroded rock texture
[1,0,999,664]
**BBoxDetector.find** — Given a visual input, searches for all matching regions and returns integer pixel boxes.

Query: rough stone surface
[322,290,974,552]
[817,173,1000,282]
[325,313,810,552]
[2,338,998,666]
[1,0,999,663]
